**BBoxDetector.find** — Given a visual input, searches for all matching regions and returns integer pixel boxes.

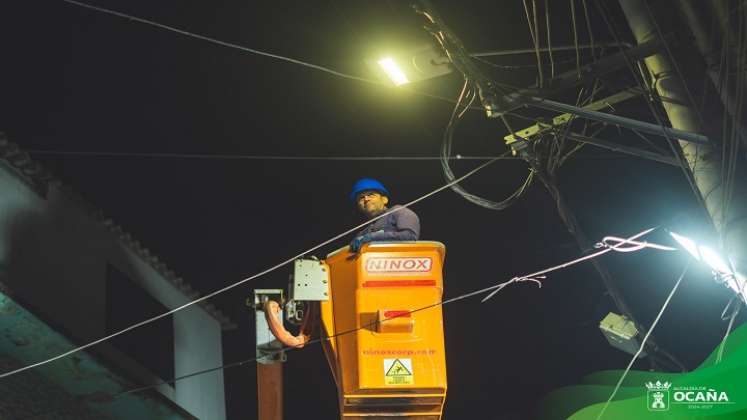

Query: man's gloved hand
[350,233,373,252]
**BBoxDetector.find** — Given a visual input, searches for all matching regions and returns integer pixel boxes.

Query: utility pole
[617,0,747,301]
[677,0,747,156]
[416,0,692,370]
[253,290,285,420]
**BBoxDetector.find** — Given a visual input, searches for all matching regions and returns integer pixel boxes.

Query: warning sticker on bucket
[384,358,413,385]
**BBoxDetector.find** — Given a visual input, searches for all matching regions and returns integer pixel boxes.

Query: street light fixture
[669,232,733,275]
[669,231,746,302]
[377,57,410,86]
[368,44,452,86]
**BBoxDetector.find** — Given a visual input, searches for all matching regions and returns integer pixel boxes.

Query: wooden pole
[257,362,283,420]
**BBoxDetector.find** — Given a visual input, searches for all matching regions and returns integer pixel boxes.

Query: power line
[25,150,638,161]
[56,0,483,110]
[482,228,675,302]
[470,43,620,57]
[6,0,674,380]
[110,274,538,400]
[0,152,508,380]
[60,0,378,85]
[30,227,672,417]
[596,262,691,420]
[26,150,521,161]
[522,0,543,86]
[439,77,534,211]
[545,0,555,78]
[570,0,582,78]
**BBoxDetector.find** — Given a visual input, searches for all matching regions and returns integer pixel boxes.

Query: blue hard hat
[349,178,390,202]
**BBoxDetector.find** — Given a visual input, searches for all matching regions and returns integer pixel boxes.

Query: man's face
[356,190,389,218]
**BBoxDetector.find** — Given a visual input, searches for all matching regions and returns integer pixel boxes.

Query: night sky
[1,1,742,419]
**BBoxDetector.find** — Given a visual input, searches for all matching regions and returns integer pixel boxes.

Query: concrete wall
[0,161,226,420]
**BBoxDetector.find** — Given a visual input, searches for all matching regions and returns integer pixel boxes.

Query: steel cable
[0,152,506,380]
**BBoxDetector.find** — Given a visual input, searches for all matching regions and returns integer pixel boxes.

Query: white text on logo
[673,390,729,402]
[366,257,432,273]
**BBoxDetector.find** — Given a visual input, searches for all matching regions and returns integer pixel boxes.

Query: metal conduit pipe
[618,0,747,300]
[711,0,747,160]
[679,0,747,158]
[471,43,623,57]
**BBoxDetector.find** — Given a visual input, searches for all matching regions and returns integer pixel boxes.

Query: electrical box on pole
[599,312,647,358]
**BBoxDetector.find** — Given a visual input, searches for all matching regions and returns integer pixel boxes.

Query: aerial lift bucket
[320,242,448,419]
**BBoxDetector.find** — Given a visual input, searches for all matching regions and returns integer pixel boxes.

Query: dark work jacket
[357,205,420,241]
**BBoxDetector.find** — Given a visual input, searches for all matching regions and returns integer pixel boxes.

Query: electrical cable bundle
[415,2,536,211]
[439,79,535,210]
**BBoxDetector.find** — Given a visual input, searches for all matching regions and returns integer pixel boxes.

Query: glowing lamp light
[366,45,451,85]
[669,231,734,275]
[698,247,734,276]
[669,232,700,262]
[377,57,410,86]
[669,231,746,302]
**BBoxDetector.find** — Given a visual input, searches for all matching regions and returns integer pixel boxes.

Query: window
[106,264,175,383]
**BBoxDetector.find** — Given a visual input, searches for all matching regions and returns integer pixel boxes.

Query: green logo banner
[539,322,747,420]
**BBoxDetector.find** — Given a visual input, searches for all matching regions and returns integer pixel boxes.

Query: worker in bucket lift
[349,178,420,252]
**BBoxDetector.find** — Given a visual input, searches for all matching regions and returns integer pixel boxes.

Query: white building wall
[174,308,226,420]
[0,161,226,419]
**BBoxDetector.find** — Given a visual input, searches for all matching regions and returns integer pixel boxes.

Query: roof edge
[0,132,237,330]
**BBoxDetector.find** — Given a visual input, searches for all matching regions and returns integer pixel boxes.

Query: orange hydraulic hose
[264,300,314,348]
